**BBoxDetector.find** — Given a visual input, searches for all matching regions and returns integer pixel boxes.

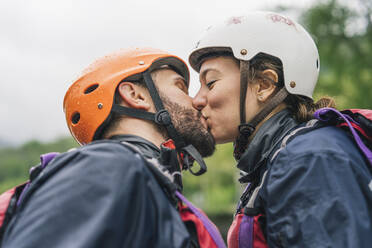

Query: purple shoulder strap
[314,107,372,166]
[40,152,60,169]
[17,152,60,206]
[175,191,226,248]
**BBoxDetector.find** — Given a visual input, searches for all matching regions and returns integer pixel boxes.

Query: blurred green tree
[282,0,372,108]
[0,137,78,193]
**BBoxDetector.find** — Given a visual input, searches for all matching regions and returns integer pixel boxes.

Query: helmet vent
[71,112,80,124]
[316,59,319,69]
[84,84,99,94]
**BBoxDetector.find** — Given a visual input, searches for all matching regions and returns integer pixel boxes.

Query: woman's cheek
[208,91,224,109]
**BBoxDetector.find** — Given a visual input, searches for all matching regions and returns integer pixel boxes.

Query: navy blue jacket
[2,136,192,248]
[238,110,372,247]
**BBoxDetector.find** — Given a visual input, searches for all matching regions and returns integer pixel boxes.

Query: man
[2,48,225,248]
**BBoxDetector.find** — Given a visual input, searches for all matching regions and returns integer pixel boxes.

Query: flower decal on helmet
[226,16,244,25]
[267,13,296,28]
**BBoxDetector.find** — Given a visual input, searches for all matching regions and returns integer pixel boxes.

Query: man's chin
[159,93,216,157]
[193,131,216,157]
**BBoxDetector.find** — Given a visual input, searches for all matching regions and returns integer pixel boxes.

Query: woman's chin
[214,134,235,145]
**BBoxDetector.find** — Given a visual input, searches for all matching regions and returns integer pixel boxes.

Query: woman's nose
[192,91,207,111]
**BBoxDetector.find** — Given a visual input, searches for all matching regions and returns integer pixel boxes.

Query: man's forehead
[152,66,188,86]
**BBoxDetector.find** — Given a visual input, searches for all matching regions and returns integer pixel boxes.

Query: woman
[189,11,372,247]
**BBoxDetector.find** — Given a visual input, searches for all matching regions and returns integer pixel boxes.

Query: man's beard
[158,94,216,157]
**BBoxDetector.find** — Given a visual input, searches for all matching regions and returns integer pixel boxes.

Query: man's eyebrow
[173,74,187,86]
[199,68,218,82]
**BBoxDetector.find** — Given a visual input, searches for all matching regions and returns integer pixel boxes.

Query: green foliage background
[0,137,78,193]
[0,0,371,237]
[298,0,372,109]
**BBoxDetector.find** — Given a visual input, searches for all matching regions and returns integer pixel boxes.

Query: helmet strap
[182,145,207,176]
[111,70,207,176]
[239,60,250,124]
[142,70,186,149]
[234,60,288,160]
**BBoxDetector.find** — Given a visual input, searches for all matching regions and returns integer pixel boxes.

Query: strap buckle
[181,145,207,176]
[155,109,172,126]
[238,123,255,137]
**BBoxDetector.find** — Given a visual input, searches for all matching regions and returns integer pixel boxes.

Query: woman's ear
[256,69,279,102]
[117,82,151,110]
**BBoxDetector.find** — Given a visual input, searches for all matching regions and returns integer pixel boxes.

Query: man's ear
[256,69,279,102]
[117,82,151,110]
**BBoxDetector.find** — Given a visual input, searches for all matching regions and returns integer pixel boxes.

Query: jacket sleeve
[2,142,189,248]
[262,146,372,248]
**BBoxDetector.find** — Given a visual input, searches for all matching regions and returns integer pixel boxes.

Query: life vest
[227,108,372,248]
[0,186,24,241]
[227,178,268,248]
[177,192,225,248]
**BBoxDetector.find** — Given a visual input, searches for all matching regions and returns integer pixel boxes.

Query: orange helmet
[63,48,189,145]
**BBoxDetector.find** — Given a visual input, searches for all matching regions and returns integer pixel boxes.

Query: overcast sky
[0,0,318,145]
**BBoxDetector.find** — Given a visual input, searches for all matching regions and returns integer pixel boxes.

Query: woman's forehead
[200,56,239,76]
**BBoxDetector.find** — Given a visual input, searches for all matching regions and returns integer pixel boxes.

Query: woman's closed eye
[206,80,217,89]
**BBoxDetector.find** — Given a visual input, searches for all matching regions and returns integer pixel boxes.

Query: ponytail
[285,95,336,122]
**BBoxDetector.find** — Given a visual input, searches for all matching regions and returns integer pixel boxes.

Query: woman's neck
[248,103,288,143]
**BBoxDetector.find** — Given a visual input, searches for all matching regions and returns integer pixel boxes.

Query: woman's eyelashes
[206,80,217,89]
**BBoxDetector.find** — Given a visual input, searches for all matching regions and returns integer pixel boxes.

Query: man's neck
[106,120,183,190]
[109,134,161,159]
[105,118,166,148]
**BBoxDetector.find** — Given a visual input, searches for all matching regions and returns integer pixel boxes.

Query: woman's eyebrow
[199,68,219,82]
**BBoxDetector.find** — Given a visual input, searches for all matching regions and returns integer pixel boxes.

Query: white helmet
[189,11,320,99]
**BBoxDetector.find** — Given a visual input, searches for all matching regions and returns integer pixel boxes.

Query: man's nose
[192,91,207,111]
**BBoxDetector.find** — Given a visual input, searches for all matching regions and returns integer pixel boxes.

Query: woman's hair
[246,53,336,123]
[285,94,336,122]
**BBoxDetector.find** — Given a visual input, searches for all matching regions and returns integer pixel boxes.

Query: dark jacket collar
[237,109,298,182]
[109,134,183,189]
[109,135,160,159]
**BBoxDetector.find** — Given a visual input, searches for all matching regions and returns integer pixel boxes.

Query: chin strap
[111,69,207,176]
[234,61,289,160]
[181,145,207,176]
[160,140,207,189]
[239,60,250,126]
